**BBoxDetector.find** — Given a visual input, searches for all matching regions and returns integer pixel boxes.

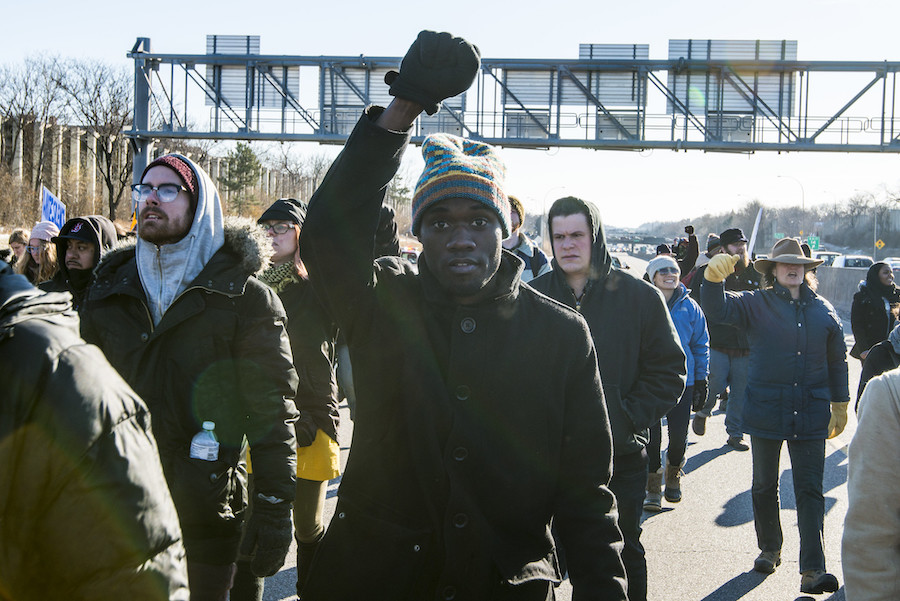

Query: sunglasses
[655,266,680,275]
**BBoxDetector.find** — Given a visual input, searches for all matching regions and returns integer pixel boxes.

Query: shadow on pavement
[696,570,767,600]
[684,445,731,475]
[774,447,846,517]
[714,488,754,527]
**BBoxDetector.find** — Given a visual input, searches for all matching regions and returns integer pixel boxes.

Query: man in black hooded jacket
[531,196,685,601]
[40,215,117,310]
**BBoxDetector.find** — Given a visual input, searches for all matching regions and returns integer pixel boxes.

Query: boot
[296,532,324,599]
[643,469,663,512]
[664,459,684,503]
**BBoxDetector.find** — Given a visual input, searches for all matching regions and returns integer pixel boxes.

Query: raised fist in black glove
[239,495,293,577]
[384,30,480,115]
[692,379,709,412]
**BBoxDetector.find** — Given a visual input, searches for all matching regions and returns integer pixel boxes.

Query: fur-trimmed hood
[91,217,273,303]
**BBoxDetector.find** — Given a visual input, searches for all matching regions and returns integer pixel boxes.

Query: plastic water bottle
[189,421,219,461]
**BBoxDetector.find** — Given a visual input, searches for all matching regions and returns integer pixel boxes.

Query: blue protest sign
[40,186,66,230]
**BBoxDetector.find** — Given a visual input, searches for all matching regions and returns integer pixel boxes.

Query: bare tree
[55,59,133,221]
[0,55,65,218]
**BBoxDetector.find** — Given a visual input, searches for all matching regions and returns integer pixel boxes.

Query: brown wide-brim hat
[754,237,824,274]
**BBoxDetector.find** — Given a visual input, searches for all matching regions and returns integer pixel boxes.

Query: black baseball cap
[718,228,748,247]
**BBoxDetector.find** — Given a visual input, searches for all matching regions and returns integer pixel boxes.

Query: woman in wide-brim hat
[700,236,848,595]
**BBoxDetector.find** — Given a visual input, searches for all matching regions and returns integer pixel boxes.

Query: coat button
[460,317,476,333]
[453,447,469,461]
[140,333,149,342]
[453,513,469,528]
[442,586,456,600]
[413,544,421,552]
[456,385,471,401]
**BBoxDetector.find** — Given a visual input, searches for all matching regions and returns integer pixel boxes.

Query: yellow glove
[827,401,849,439]
[704,253,740,283]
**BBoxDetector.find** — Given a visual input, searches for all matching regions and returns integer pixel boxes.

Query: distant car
[400,247,420,264]
[883,257,900,276]
[611,254,630,269]
[813,251,841,266]
[832,255,874,269]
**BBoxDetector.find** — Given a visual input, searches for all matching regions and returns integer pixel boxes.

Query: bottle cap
[202,421,216,430]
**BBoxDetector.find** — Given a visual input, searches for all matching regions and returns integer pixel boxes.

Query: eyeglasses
[26,242,47,253]
[260,223,293,235]
[131,183,187,203]
[655,266,680,275]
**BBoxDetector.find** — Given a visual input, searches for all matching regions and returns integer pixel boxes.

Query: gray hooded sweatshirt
[136,154,225,324]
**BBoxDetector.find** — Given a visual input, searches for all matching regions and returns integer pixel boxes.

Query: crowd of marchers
[0,29,896,601]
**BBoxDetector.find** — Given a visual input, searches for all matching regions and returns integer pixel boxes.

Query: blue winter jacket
[702,280,849,440]
[667,283,709,383]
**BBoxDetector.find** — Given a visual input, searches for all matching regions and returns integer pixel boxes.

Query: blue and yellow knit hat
[411,134,509,237]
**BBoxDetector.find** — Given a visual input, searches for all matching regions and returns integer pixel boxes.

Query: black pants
[610,448,649,601]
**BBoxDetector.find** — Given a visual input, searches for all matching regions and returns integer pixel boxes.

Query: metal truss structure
[128,36,900,174]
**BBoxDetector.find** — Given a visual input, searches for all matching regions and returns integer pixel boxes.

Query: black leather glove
[239,495,293,577]
[692,379,708,412]
[384,30,480,115]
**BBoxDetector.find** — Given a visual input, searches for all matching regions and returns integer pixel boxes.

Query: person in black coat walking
[850,261,900,362]
[299,30,627,601]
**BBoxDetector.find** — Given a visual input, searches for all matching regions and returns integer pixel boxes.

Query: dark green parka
[0,263,189,600]
[80,221,299,565]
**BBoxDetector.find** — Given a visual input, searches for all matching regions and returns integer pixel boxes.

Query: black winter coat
[850,278,900,359]
[277,275,340,445]
[80,222,299,565]
[0,263,188,600]
[530,200,686,458]
[300,108,627,601]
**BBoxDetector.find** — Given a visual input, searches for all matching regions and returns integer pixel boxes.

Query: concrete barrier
[815,266,866,316]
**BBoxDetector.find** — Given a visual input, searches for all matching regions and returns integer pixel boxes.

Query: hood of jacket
[53,215,118,292]
[136,154,225,324]
[94,216,271,304]
[0,263,75,341]
[546,197,612,284]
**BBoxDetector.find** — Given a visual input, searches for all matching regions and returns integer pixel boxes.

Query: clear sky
[4,0,900,228]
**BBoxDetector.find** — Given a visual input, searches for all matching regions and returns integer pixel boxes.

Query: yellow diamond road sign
[876,239,886,249]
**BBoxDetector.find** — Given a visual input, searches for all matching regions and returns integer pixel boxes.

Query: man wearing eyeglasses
[80,154,299,601]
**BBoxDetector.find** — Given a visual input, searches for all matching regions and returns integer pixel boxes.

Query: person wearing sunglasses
[80,153,299,601]
[642,255,709,512]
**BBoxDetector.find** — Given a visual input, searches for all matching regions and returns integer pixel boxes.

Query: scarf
[258,262,299,294]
